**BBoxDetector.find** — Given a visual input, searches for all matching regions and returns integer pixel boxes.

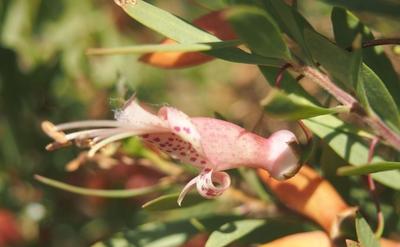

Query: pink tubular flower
[42,94,301,205]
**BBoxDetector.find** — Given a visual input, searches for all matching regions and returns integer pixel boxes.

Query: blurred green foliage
[1,0,400,246]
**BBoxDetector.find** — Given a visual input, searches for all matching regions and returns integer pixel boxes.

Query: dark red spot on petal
[180,152,186,156]
[153,138,161,142]
[142,134,149,138]
[173,126,181,131]
[190,157,197,162]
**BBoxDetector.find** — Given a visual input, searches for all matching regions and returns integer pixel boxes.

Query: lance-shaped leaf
[356,212,381,247]
[86,40,240,55]
[304,29,400,135]
[138,10,239,68]
[331,7,400,108]
[227,0,315,64]
[224,6,291,59]
[265,0,315,64]
[303,115,400,190]
[117,1,282,66]
[205,219,265,247]
[261,88,347,121]
[92,215,260,247]
[337,162,400,176]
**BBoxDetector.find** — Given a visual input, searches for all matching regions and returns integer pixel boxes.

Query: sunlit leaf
[86,40,241,55]
[119,1,282,66]
[356,212,381,247]
[303,115,400,190]
[224,6,291,59]
[205,219,265,247]
[331,7,400,109]
[92,219,199,247]
[261,88,348,121]
[92,215,249,247]
[304,29,400,135]
[337,162,400,176]
[265,0,315,64]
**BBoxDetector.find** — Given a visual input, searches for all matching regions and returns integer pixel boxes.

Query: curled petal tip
[177,176,198,206]
[196,168,231,200]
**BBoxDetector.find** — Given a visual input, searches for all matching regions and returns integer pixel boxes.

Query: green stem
[35,174,170,198]
[299,65,400,152]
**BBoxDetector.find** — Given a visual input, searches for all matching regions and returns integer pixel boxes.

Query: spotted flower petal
[196,168,230,199]
[42,94,301,205]
[177,168,231,206]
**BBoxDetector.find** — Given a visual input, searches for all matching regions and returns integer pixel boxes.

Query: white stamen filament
[88,131,147,157]
[54,120,128,131]
[64,129,113,141]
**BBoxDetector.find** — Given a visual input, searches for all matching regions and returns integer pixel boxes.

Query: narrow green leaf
[337,162,400,176]
[349,37,370,113]
[237,167,271,202]
[266,0,315,64]
[224,6,290,59]
[261,88,348,121]
[304,29,400,135]
[123,1,219,43]
[92,220,198,247]
[303,115,400,190]
[142,193,207,211]
[86,40,241,55]
[92,215,250,247]
[205,219,265,247]
[332,7,400,109]
[35,175,169,197]
[323,0,400,17]
[356,212,381,247]
[258,66,321,103]
[119,1,282,66]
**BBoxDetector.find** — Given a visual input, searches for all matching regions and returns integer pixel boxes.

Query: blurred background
[1,0,400,246]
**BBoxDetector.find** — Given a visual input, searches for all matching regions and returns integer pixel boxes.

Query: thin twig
[347,38,400,51]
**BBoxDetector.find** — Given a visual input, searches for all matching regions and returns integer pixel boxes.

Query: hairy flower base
[43,94,301,204]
